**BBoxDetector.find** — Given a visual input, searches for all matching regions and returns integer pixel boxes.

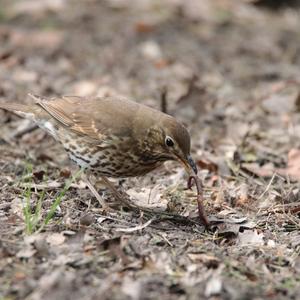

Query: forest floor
[0,1,300,299]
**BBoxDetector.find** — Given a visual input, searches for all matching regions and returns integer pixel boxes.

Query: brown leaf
[197,158,218,173]
[187,253,220,268]
[135,22,155,33]
[98,236,131,265]
[33,170,45,181]
[235,183,251,206]
[242,162,275,177]
[277,148,300,181]
[59,168,71,178]
[46,233,66,246]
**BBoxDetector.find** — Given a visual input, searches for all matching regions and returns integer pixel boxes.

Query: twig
[270,202,300,214]
[258,172,276,200]
[13,123,38,138]
[157,232,174,247]
[115,218,154,233]
[160,86,168,114]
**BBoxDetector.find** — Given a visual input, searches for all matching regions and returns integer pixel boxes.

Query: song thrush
[0,94,209,225]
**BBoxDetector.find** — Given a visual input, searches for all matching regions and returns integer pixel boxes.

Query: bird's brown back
[33,95,173,141]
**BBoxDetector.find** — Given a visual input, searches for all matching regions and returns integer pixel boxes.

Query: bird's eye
[165,136,174,147]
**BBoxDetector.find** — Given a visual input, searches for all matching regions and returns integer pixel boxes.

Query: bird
[0,94,208,225]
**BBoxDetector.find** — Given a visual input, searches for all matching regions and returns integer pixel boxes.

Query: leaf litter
[1,0,300,299]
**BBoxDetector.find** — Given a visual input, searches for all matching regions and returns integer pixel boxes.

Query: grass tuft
[21,165,83,234]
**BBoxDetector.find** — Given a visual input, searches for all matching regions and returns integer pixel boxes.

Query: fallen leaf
[10,29,64,50]
[205,276,222,297]
[10,198,24,219]
[238,230,264,246]
[14,271,26,280]
[127,185,168,211]
[277,148,300,181]
[242,162,275,177]
[135,21,155,33]
[188,253,220,268]
[139,40,162,60]
[16,247,36,259]
[121,277,142,300]
[235,183,252,206]
[197,158,218,173]
[70,80,98,96]
[33,170,45,181]
[262,86,299,114]
[46,233,66,246]
[59,168,71,178]
[11,0,66,16]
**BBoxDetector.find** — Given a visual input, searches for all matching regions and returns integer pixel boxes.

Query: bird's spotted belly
[90,152,162,178]
[60,135,160,177]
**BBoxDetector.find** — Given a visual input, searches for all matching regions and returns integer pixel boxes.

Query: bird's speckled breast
[56,128,163,178]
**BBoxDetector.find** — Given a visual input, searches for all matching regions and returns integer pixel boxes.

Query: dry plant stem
[115,218,154,233]
[188,175,210,227]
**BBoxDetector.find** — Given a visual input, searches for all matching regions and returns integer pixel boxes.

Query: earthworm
[188,175,210,227]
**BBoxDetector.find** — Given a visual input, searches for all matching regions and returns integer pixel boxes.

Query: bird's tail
[0,102,36,119]
[0,102,32,113]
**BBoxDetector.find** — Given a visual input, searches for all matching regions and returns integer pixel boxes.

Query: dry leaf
[10,29,64,49]
[205,276,222,297]
[238,230,264,246]
[236,183,251,206]
[277,148,300,181]
[11,0,66,15]
[16,247,36,259]
[127,185,168,211]
[46,233,66,246]
[188,253,220,268]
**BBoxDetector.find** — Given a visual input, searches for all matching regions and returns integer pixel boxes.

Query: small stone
[80,213,94,226]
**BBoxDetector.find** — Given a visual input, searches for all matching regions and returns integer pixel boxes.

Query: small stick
[188,175,210,227]
[160,86,168,114]
[115,218,154,233]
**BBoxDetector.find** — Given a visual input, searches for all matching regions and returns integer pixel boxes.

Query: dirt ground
[1,1,300,299]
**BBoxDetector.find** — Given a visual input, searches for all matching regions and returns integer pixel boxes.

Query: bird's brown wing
[29,94,140,141]
[31,95,76,127]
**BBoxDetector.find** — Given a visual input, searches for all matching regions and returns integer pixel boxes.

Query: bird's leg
[82,173,109,209]
[100,176,132,207]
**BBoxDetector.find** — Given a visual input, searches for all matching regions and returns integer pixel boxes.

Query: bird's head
[143,116,198,175]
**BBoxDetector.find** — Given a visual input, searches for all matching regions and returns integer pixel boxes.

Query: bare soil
[1,1,300,299]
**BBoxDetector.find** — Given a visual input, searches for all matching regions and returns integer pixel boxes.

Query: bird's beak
[187,155,198,174]
[176,154,198,175]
